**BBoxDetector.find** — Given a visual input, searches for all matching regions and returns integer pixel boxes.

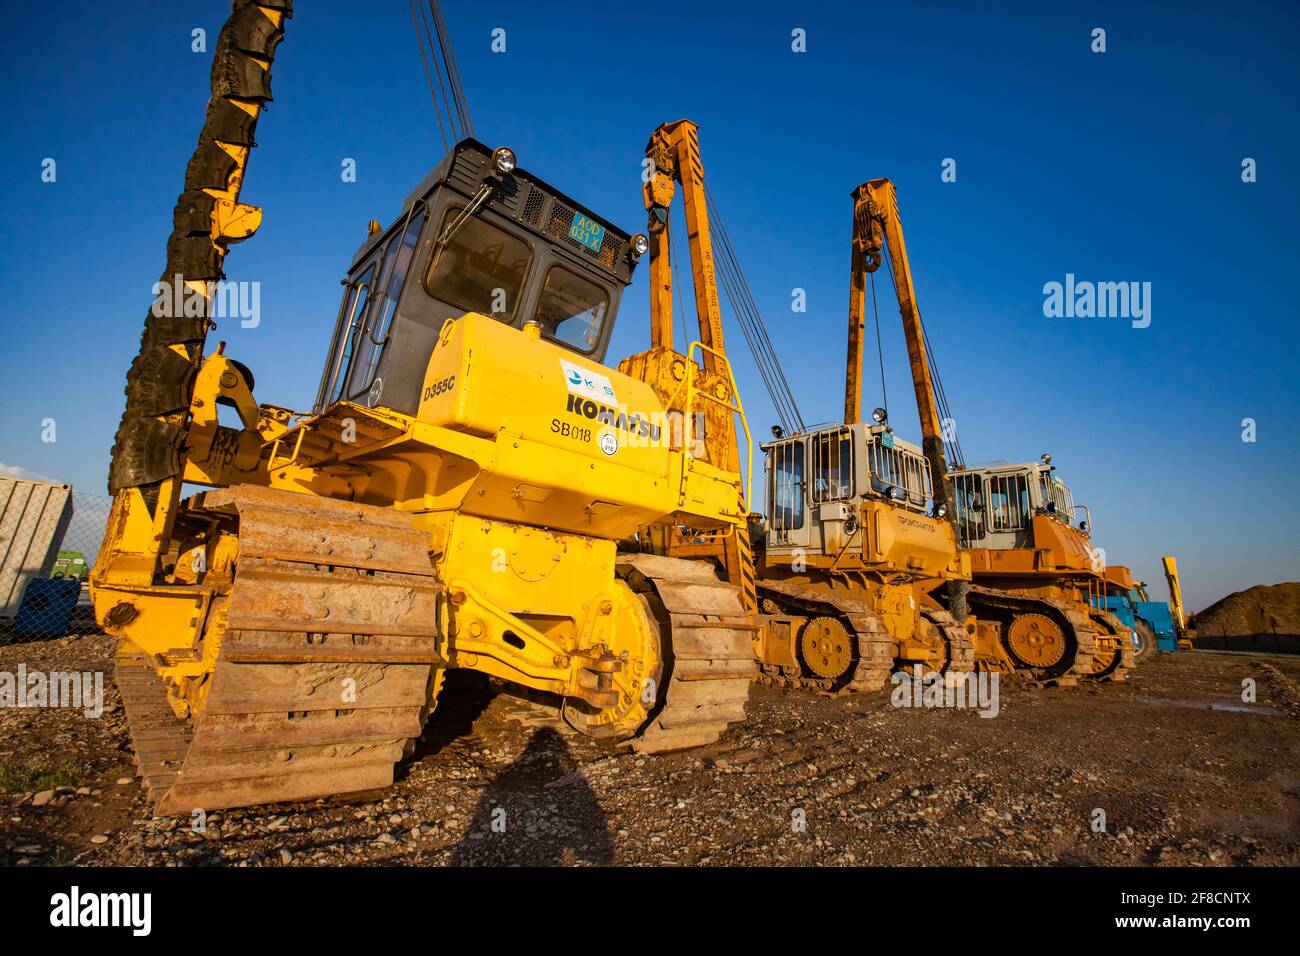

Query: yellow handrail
[684,340,753,510]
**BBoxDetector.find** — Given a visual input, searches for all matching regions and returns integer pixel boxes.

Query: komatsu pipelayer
[628,129,1133,692]
[747,179,975,691]
[91,2,756,814]
[949,456,1135,682]
[746,179,1132,689]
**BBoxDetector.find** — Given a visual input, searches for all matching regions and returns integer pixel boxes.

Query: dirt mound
[1193,582,1300,642]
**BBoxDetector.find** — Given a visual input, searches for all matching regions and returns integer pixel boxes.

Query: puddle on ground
[1134,696,1283,716]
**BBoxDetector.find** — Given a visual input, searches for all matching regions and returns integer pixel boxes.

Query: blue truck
[1095,557,1191,657]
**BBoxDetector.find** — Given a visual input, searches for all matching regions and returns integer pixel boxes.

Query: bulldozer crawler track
[1085,609,1137,683]
[755,580,895,693]
[966,585,1097,688]
[921,605,976,678]
[616,554,756,753]
[117,486,442,815]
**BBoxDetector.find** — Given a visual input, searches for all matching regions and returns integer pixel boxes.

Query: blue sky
[1,1,1296,610]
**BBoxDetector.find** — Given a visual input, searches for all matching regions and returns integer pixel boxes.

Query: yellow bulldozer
[91,3,756,815]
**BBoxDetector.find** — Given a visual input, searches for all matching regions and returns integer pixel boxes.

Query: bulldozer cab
[762,422,933,554]
[313,139,640,417]
[951,461,1081,550]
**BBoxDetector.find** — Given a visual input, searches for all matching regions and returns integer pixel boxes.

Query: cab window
[811,430,853,503]
[769,441,805,531]
[952,472,986,544]
[346,209,427,398]
[326,262,376,405]
[424,207,530,319]
[988,472,1030,532]
[534,265,609,353]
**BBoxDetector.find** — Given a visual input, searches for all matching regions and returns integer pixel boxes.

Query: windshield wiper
[431,183,494,266]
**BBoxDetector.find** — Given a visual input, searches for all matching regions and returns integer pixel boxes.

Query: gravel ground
[1,633,1297,867]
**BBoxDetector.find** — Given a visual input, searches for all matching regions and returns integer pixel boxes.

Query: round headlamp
[492,146,517,174]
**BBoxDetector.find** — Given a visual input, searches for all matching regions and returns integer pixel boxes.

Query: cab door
[342,208,428,402]
[316,257,379,412]
[766,437,812,553]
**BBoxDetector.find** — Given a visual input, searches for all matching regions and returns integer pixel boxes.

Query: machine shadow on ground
[450,728,614,866]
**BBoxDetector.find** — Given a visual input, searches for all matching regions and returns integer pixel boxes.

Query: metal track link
[967,585,1097,688]
[922,605,976,681]
[755,580,895,694]
[118,485,442,815]
[616,553,756,754]
[1085,609,1137,683]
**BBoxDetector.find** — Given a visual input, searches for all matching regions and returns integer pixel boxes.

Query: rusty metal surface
[117,485,443,815]
[966,585,1098,687]
[755,578,896,692]
[615,552,756,753]
[1085,608,1137,683]
[921,604,976,675]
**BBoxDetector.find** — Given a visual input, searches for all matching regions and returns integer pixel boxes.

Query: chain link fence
[1,478,112,643]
